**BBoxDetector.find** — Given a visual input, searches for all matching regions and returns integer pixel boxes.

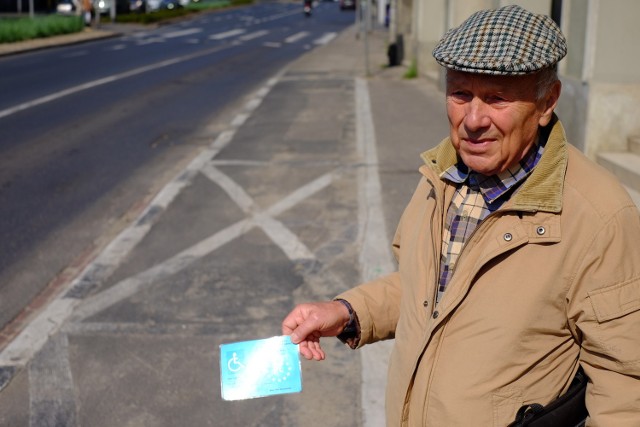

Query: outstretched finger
[306,339,326,361]
[298,337,325,361]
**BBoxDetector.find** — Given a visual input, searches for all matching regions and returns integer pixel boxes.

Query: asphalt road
[0,1,355,331]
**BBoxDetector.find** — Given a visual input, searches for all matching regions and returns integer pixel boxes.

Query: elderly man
[282,5,640,426]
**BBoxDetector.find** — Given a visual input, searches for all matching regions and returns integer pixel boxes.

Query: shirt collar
[440,138,545,205]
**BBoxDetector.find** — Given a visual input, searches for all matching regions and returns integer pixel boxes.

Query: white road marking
[71,169,333,322]
[135,37,166,46]
[201,164,256,213]
[108,44,127,51]
[238,30,269,41]
[285,31,309,44]
[209,29,246,40]
[162,28,203,38]
[314,32,337,45]
[0,44,230,120]
[69,218,253,323]
[0,72,284,370]
[230,112,250,127]
[355,77,394,427]
[199,164,318,261]
[245,97,263,111]
[262,9,300,21]
[263,42,281,48]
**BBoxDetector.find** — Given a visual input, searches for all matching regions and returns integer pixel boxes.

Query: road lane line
[0,44,231,120]
[162,28,203,38]
[209,29,246,40]
[284,31,309,44]
[262,9,300,21]
[263,42,281,48]
[230,112,250,127]
[238,30,269,41]
[134,37,166,46]
[314,32,337,45]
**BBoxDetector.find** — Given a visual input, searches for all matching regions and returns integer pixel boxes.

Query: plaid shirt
[437,142,545,303]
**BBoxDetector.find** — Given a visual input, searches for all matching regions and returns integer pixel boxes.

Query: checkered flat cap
[433,5,567,75]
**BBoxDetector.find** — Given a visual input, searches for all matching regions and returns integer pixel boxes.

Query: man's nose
[464,98,491,131]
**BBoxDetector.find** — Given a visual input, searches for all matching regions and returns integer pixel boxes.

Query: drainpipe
[551,0,562,25]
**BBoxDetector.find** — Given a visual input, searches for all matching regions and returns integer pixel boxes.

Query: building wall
[586,0,640,156]
[557,0,640,157]
[400,0,640,158]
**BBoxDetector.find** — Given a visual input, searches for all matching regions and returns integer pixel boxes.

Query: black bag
[508,368,588,427]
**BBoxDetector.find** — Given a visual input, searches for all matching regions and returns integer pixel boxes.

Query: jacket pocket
[589,278,640,322]
[492,386,523,427]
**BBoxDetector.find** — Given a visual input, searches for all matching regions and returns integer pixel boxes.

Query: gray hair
[535,66,560,100]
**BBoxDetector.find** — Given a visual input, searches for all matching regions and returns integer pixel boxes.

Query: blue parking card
[220,335,302,401]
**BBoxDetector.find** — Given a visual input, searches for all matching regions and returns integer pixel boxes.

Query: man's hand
[282,301,351,361]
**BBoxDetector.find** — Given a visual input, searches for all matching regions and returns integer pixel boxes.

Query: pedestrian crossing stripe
[209,29,247,40]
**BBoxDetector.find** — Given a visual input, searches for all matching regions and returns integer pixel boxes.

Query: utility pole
[360,0,371,76]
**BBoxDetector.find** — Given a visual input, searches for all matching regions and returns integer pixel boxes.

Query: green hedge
[0,15,84,44]
[0,0,254,43]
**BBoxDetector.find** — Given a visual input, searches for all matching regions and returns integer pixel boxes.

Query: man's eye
[488,95,507,103]
[450,91,470,100]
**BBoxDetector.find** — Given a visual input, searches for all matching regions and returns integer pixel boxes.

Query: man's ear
[539,80,561,127]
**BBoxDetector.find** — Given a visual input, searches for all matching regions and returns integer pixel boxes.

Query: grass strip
[0,0,253,43]
[0,15,84,43]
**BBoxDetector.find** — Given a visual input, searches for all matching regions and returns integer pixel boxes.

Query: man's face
[445,70,559,176]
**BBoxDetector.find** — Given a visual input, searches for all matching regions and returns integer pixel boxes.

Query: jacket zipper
[425,178,443,311]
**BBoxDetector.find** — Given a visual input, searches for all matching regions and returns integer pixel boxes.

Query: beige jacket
[337,119,640,426]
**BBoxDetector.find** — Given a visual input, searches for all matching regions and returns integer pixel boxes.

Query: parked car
[55,0,78,15]
[129,0,145,12]
[339,0,355,10]
[145,0,182,11]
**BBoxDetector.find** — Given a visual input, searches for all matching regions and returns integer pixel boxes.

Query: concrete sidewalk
[0,22,449,426]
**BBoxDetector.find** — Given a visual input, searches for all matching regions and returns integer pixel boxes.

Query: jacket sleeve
[334,194,412,346]
[335,175,436,346]
[335,271,402,346]
[567,205,640,426]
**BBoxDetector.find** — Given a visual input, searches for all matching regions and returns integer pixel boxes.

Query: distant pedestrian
[282,5,640,426]
[81,0,92,26]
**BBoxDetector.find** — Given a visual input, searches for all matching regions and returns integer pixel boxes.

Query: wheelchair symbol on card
[227,352,245,373]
